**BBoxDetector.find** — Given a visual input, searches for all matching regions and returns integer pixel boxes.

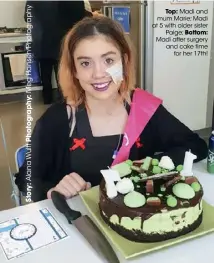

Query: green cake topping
[140,173,147,178]
[167,196,178,207]
[172,183,195,199]
[124,191,146,208]
[112,162,131,177]
[191,182,201,192]
[160,185,166,192]
[133,176,140,183]
[152,166,162,174]
[161,169,169,173]
[131,165,141,172]
[141,157,152,171]
[125,159,133,166]
[152,159,159,166]
[176,164,183,172]
[130,176,140,183]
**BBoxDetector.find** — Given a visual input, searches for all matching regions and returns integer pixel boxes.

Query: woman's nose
[92,63,106,79]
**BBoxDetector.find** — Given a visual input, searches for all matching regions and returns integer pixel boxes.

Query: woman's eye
[81,61,90,67]
[105,58,114,65]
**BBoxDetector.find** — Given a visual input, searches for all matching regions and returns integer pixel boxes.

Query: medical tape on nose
[105,61,123,84]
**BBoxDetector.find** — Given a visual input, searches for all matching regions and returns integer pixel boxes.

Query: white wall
[152,1,214,131]
[207,7,214,128]
[0,1,26,28]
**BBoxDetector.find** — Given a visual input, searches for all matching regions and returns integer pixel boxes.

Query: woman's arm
[148,105,208,165]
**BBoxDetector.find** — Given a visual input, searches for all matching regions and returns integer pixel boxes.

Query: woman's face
[73,35,123,101]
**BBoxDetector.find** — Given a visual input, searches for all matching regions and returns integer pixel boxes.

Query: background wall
[207,5,214,129]
[152,1,214,131]
[0,1,26,28]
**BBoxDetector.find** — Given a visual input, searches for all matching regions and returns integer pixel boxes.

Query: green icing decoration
[191,182,201,192]
[112,162,131,177]
[161,169,169,173]
[133,176,140,183]
[152,159,159,166]
[131,165,141,172]
[140,173,147,178]
[141,157,152,171]
[152,166,162,174]
[176,165,183,172]
[167,196,178,207]
[124,191,146,208]
[172,183,195,199]
[160,186,166,192]
[125,159,133,166]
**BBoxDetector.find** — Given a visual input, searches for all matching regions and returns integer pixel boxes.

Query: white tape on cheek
[105,61,123,84]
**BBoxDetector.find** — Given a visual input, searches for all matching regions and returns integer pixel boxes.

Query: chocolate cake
[99,156,203,242]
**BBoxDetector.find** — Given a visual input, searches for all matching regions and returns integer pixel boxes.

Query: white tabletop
[0,160,213,263]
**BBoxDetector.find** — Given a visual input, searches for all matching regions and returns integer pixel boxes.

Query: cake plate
[80,186,214,259]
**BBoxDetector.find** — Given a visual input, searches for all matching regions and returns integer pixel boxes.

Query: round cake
[99,156,203,242]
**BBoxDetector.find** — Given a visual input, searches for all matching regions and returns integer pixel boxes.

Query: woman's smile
[91,81,112,91]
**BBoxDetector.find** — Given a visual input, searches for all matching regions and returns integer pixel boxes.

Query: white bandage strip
[105,61,123,84]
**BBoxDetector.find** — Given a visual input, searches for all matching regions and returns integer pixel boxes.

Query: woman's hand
[47,173,91,199]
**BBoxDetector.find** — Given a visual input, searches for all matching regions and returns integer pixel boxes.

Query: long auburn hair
[58,16,136,106]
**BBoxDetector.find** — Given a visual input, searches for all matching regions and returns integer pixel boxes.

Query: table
[0,160,213,263]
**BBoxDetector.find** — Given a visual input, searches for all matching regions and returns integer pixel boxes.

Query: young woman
[15,16,207,202]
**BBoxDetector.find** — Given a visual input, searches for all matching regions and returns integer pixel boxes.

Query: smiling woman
[58,16,135,106]
[15,16,208,202]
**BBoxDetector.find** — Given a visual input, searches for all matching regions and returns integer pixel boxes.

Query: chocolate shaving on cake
[133,159,144,166]
[185,177,198,185]
[139,171,178,182]
[146,180,154,193]
[147,197,161,206]
[182,211,187,218]
[180,201,190,207]
[165,176,181,188]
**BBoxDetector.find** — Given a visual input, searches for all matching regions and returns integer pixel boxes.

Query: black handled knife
[51,191,119,263]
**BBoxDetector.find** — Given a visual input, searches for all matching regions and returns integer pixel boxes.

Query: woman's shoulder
[131,88,163,105]
[37,101,68,127]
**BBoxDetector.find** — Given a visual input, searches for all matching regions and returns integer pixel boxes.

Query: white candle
[105,181,118,199]
[180,150,197,176]
[100,169,121,198]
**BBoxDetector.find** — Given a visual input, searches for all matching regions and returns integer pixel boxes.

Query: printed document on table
[0,208,68,260]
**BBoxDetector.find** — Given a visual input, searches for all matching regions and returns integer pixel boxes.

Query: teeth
[93,82,109,88]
